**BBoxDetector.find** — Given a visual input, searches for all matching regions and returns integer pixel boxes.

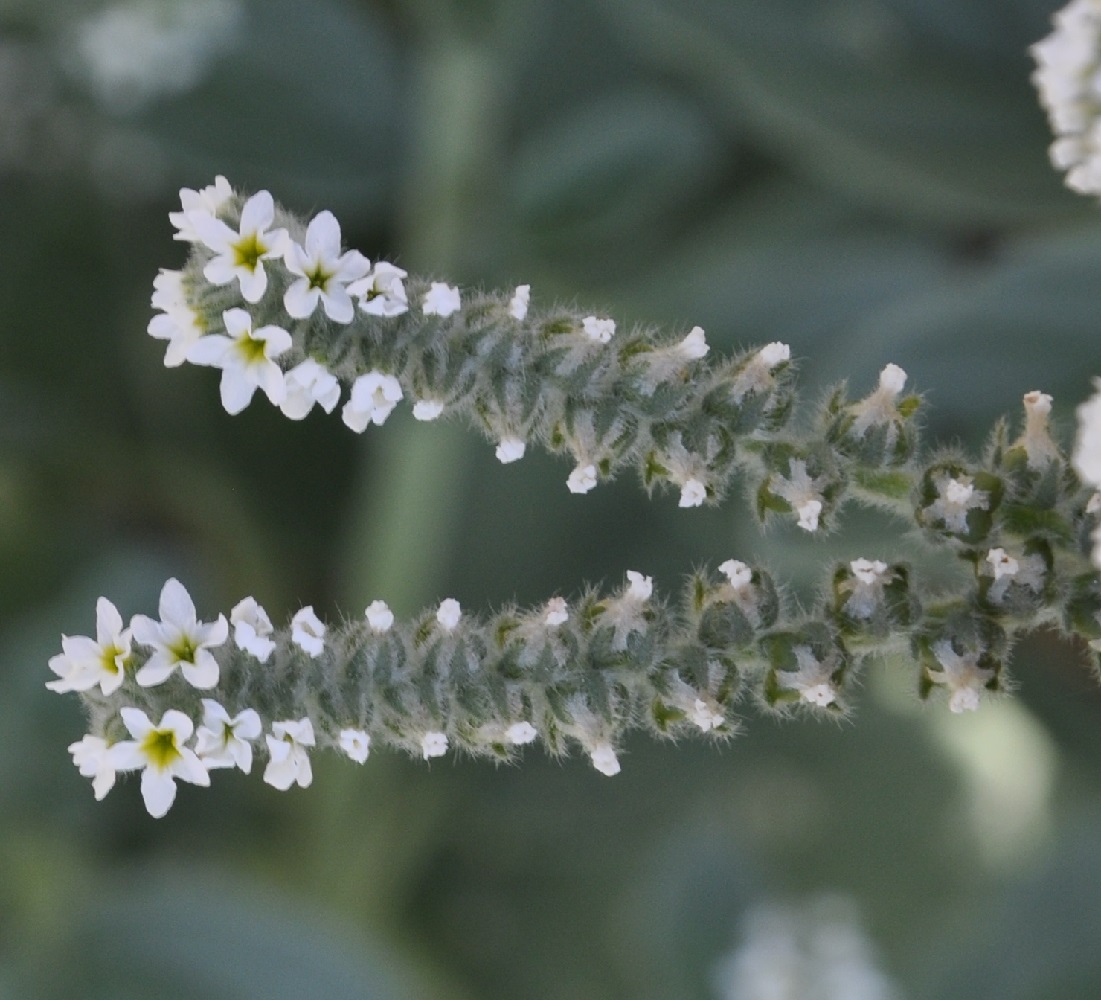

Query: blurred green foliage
[3,0,1101,997]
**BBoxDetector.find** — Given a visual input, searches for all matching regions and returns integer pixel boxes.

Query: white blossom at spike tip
[282,210,370,323]
[506,721,538,745]
[567,463,597,494]
[131,578,228,689]
[719,559,753,592]
[69,735,119,801]
[1018,390,1060,469]
[280,359,341,420]
[194,699,261,772]
[676,326,709,360]
[290,606,326,657]
[590,743,621,776]
[264,718,316,790]
[495,437,526,464]
[925,474,989,534]
[186,308,291,415]
[365,600,394,633]
[229,596,276,662]
[544,596,569,627]
[690,698,725,733]
[169,175,233,242]
[339,729,371,764]
[348,262,409,317]
[422,282,461,317]
[412,399,444,421]
[342,371,403,432]
[111,708,211,818]
[508,284,530,320]
[422,731,448,760]
[778,646,838,708]
[581,316,615,343]
[770,458,827,533]
[678,478,707,508]
[191,189,289,303]
[147,269,206,367]
[436,599,461,631]
[47,596,131,696]
[625,570,653,602]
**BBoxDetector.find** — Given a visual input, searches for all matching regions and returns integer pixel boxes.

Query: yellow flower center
[232,231,266,271]
[141,728,181,771]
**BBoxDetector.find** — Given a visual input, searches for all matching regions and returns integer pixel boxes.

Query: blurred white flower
[581,316,615,343]
[230,596,276,662]
[349,262,409,317]
[342,371,403,431]
[508,284,530,320]
[192,189,289,303]
[280,359,341,420]
[422,282,461,317]
[194,699,261,772]
[422,731,448,759]
[264,718,316,790]
[169,175,232,241]
[47,597,131,696]
[339,729,371,764]
[290,606,326,657]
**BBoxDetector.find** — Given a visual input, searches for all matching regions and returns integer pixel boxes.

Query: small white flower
[111,708,211,818]
[927,641,995,713]
[1017,390,1060,469]
[625,570,653,602]
[68,735,119,801]
[192,189,289,303]
[495,437,526,464]
[47,596,131,696]
[422,282,461,317]
[194,699,261,772]
[796,499,822,532]
[131,578,228,689]
[849,363,909,440]
[280,359,341,420]
[544,597,569,627]
[230,596,276,662]
[986,547,1020,581]
[348,262,409,317]
[506,721,538,745]
[770,459,827,533]
[690,698,725,732]
[676,326,709,360]
[590,743,621,776]
[777,646,838,708]
[508,284,530,320]
[842,558,890,619]
[186,308,292,415]
[879,363,907,394]
[1074,379,1101,488]
[169,175,233,242]
[147,269,206,367]
[412,399,444,421]
[291,606,326,657]
[422,731,448,759]
[581,316,615,343]
[925,474,989,534]
[436,598,461,631]
[678,478,707,508]
[264,718,316,790]
[342,371,403,432]
[365,600,394,633]
[282,210,370,323]
[731,342,792,402]
[567,463,598,494]
[758,342,791,367]
[339,728,371,764]
[719,559,753,592]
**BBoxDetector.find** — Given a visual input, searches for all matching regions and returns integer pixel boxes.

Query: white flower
[422,282,461,317]
[47,596,131,696]
[1017,390,1060,469]
[192,189,289,303]
[849,363,909,439]
[925,474,989,534]
[186,308,291,415]
[731,342,792,402]
[264,718,316,789]
[291,606,326,657]
[282,210,370,323]
[280,359,341,420]
[508,284,530,320]
[983,547,1046,603]
[169,175,233,242]
[342,371,403,432]
[194,699,261,772]
[567,463,598,494]
[690,698,725,732]
[581,316,615,343]
[131,578,228,689]
[625,570,653,602]
[365,600,394,633]
[544,597,569,627]
[1073,379,1101,487]
[590,743,621,776]
[436,598,461,631]
[111,708,211,818]
[758,342,791,367]
[348,262,409,316]
[987,547,1019,581]
[147,269,206,367]
[412,399,444,421]
[719,559,753,592]
[506,721,538,745]
[422,731,448,759]
[495,437,526,463]
[678,478,707,508]
[777,646,838,708]
[841,558,890,619]
[339,728,371,764]
[770,459,827,533]
[927,640,995,713]
[230,596,276,662]
[676,326,709,360]
[68,735,119,801]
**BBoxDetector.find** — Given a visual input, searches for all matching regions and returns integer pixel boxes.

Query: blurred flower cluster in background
[4,0,1101,997]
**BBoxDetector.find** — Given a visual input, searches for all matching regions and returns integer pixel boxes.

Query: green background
[3,0,1101,996]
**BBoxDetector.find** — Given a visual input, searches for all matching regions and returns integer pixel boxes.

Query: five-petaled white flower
[280,359,341,420]
[282,210,370,323]
[68,734,119,801]
[422,731,448,759]
[339,728,371,764]
[495,437,526,464]
[291,606,326,657]
[348,261,409,316]
[581,316,615,343]
[169,175,233,242]
[230,596,276,662]
[264,718,316,790]
[47,596,132,696]
[147,269,206,367]
[192,189,289,303]
[187,308,291,415]
[342,371,403,432]
[590,743,621,776]
[422,282,461,317]
[508,284,530,320]
[567,463,598,494]
[131,578,228,689]
[436,599,461,631]
[194,699,262,772]
[111,708,211,818]
[365,600,394,633]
